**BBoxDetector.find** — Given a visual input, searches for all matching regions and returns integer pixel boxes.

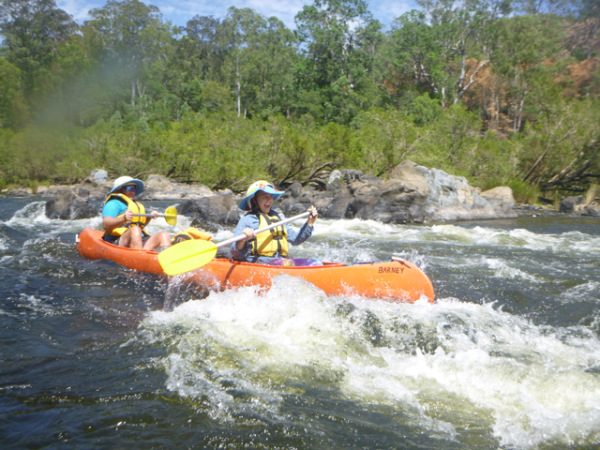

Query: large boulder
[277,161,517,223]
[91,169,108,183]
[390,161,430,197]
[581,203,600,216]
[390,162,516,221]
[286,182,303,198]
[178,192,240,228]
[560,196,585,213]
[58,199,99,220]
[78,177,111,201]
[350,179,425,223]
[45,187,99,220]
[322,190,354,219]
[139,174,213,201]
[480,186,516,212]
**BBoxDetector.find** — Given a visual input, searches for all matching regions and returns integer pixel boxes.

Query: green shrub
[508,179,540,205]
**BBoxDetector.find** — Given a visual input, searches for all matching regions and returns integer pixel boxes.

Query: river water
[1,196,600,449]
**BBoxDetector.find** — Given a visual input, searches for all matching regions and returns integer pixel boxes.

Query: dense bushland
[1,0,599,203]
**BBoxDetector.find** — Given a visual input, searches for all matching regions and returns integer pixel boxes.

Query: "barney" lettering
[378,267,404,274]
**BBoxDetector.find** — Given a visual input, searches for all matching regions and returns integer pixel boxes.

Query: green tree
[513,0,581,16]
[0,57,29,128]
[295,0,383,123]
[490,14,563,132]
[520,88,600,191]
[179,15,223,81]
[390,0,508,107]
[251,17,298,118]
[84,0,173,107]
[219,7,267,118]
[0,0,78,108]
[355,108,430,176]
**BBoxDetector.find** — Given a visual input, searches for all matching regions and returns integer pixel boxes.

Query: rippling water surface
[1,197,600,449]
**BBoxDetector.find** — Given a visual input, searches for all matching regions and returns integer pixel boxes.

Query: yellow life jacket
[249,212,289,258]
[103,193,148,237]
[171,227,213,245]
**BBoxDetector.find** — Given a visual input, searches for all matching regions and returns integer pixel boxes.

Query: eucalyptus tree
[512,0,581,16]
[0,57,28,128]
[566,13,599,60]
[219,7,267,118]
[390,0,510,107]
[579,0,600,19]
[178,15,223,82]
[490,14,563,132]
[84,0,173,107]
[0,0,78,108]
[251,17,298,118]
[142,15,223,119]
[295,0,383,123]
[388,11,447,103]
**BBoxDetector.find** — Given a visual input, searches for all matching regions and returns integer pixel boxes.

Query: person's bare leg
[119,227,143,249]
[143,231,171,251]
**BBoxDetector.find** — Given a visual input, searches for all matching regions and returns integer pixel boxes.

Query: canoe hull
[76,228,434,303]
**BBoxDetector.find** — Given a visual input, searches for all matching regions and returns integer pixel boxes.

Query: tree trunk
[236,52,241,118]
[517,97,524,132]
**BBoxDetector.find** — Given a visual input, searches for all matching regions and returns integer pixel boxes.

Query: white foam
[136,278,600,447]
[562,281,600,303]
[311,220,600,258]
[485,258,540,282]
[0,235,9,251]
[5,201,103,236]
[19,294,55,315]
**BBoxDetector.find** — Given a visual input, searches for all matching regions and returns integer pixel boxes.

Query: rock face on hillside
[278,161,517,223]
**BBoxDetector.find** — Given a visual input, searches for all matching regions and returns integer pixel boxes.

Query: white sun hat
[108,176,145,195]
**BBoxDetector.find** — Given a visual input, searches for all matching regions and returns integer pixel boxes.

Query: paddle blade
[164,206,177,226]
[158,239,217,275]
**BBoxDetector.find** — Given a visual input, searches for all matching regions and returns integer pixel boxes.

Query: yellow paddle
[132,206,177,225]
[158,211,310,276]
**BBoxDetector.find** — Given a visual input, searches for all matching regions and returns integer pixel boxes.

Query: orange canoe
[76,228,434,303]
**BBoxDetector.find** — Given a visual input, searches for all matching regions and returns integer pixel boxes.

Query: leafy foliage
[1,0,599,200]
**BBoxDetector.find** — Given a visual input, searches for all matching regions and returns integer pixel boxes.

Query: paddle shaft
[132,213,172,219]
[216,211,310,249]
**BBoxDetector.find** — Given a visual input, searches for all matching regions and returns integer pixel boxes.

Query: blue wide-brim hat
[109,176,145,195]
[238,180,284,211]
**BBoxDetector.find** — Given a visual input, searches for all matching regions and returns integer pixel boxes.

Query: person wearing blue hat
[231,180,318,264]
[102,176,171,251]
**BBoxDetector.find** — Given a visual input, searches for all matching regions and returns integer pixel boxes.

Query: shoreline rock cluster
[279,162,517,223]
[559,194,600,217]
[3,161,599,224]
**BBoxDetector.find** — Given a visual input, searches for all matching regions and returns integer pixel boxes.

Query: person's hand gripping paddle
[132,206,177,225]
[158,212,310,276]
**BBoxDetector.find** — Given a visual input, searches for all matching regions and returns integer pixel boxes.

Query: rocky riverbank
[3,162,599,224]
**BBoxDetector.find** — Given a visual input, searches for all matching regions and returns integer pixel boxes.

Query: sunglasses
[123,185,137,192]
